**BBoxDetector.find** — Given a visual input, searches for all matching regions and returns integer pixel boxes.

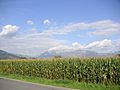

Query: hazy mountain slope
[38,49,100,58]
[0,50,21,59]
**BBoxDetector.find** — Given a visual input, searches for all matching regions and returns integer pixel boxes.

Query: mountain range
[38,49,115,58]
[0,50,21,59]
[0,49,119,59]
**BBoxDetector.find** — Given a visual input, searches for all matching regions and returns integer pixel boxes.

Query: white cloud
[0,34,65,56]
[48,45,72,52]
[48,39,114,53]
[89,20,120,35]
[85,39,112,48]
[43,19,51,25]
[41,20,120,36]
[0,25,19,38]
[72,42,85,49]
[24,19,120,38]
[48,42,85,53]
[0,20,119,56]
[27,20,34,25]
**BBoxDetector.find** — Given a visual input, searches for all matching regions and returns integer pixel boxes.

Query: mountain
[114,51,120,54]
[38,49,101,58]
[0,50,21,59]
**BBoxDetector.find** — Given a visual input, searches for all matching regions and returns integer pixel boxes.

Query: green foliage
[0,57,120,85]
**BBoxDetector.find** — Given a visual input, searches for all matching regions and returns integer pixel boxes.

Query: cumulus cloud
[0,20,119,56]
[0,25,19,38]
[27,20,34,25]
[43,19,51,25]
[48,42,85,53]
[48,39,114,53]
[85,39,112,48]
[72,42,85,49]
[48,45,73,52]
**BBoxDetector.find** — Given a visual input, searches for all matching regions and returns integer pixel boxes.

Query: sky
[0,0,120,56]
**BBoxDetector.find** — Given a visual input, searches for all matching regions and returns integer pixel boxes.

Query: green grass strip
[0,73,120,90]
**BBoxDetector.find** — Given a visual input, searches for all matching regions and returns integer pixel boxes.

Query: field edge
[0,73,120,90]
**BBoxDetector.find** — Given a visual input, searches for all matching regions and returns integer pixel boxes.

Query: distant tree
[116,54,120,57]
[54,55,62,58]
[20,57,27,59]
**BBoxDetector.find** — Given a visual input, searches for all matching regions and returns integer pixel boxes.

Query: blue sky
[0,0,120,56]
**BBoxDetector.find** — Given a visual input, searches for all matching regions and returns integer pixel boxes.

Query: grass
[0,73,120,90]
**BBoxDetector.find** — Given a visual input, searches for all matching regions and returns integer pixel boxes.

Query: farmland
[0,57,120,85]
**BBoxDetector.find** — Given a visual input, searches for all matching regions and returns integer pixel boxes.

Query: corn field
[0,57,120,85]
